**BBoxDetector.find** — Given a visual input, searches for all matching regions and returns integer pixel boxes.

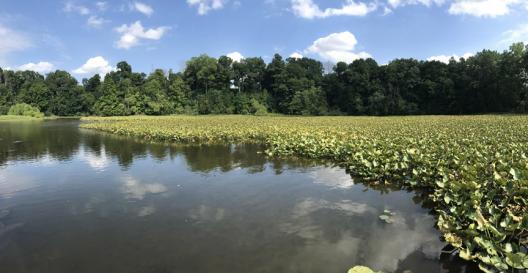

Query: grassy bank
[0,115,43,121]
[81,115,528,272]
[0,115,63,122]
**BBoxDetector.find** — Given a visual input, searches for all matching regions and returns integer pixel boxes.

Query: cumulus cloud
[305,31,371,63]
[87,15,109,28]
[448,0,520,17]
[502,24,528,45]
[187,0,226,15]
[115,21,169,49]
[291,0,376,19]
[0,25,32,57]
[96,1,108,11]
[132,2,154,16]
[17,61,55,74]
[388,0,445,8]
[290,52,304,59]
[427,52,474,63]
[227,51,244,62]
[73,56,115,76]
[63,2,90,15]
[64,2,110,28]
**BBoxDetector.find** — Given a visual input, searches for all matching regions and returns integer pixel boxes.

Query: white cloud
[0,25,33,57]
[291,0,376,19]
[448,0,520,17]
[132,2,154,16]
[87,16,108,28]
[63,2,90,15]
[502,24,528,45]
[227,51,244,62]
[290,52,304,59]
[96,1,108,11]
[305,31,371,63]
[388,0,445,8]
[73,56,115,76]
[115,21,169,49]
[427,52,474,63]
[187,0,227,15]
[17,61,55,74]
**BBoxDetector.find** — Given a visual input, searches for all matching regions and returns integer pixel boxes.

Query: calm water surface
[0,120,478,273]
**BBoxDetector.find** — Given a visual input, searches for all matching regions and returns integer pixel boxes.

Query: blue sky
[1,0,527,78]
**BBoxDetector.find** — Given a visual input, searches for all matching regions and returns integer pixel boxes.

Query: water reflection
[0,120,479,273]
[121,175,168,200]
[311,167,356,189]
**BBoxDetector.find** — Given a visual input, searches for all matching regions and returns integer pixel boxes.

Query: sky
[0,0,528,79]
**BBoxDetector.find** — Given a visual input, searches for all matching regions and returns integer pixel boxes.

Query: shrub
[250,99,268,116]
[7,103,44,118]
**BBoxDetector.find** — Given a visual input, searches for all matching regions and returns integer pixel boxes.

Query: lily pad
[347,266,376,273]
[379,209,395,224]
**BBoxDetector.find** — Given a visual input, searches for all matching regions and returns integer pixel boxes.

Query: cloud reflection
[189,205,226,222]
[0,168,37,199]
[121,175,168,200]
[281,198,373,239]
[281,198,443,272]
[80,146,110,172]
[310,167,355,189]
[138,205,157,217]
[362,214,444,272]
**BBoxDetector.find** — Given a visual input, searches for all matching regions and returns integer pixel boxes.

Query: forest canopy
[1,42,527,116]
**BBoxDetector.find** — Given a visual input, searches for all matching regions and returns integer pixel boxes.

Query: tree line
[1,42,527,116]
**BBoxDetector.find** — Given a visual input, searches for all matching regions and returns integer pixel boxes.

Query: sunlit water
[0,120,478,273]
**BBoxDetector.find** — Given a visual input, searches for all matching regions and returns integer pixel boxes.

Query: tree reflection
[0,120,79,165]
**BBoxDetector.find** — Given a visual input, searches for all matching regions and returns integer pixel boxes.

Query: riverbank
[0,115,43,121]
[0,115,65,122]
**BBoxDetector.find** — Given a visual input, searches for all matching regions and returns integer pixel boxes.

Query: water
[0,120,478,273]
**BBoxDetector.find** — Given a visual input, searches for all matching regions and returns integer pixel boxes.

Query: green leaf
[347,266,376,273]
[505,252,527,269]
[509,168,518,180]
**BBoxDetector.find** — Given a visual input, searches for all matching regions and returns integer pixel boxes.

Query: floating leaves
[347,266,382,273]
[379,209,395,224]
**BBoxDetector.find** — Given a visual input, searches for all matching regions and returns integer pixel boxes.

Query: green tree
[46,70,84,115]
[216,56,234,91]
[264,54,289,113]
[93,76,126,116]
[184,54,218,95]
[289,87,328,115]
[168,71,192,113]
[141,69,171,115]
[17,79,51,113]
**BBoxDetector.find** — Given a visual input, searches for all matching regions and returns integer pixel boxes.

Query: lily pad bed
[81,115,528,272]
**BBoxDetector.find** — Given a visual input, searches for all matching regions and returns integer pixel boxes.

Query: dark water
[0,120,478,273]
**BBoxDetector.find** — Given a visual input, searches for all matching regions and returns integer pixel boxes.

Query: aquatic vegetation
[81,115,528,272]
[379,209,395,224]
[348,266,383,273]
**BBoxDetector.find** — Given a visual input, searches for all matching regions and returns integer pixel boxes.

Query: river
[0,119,478,273]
